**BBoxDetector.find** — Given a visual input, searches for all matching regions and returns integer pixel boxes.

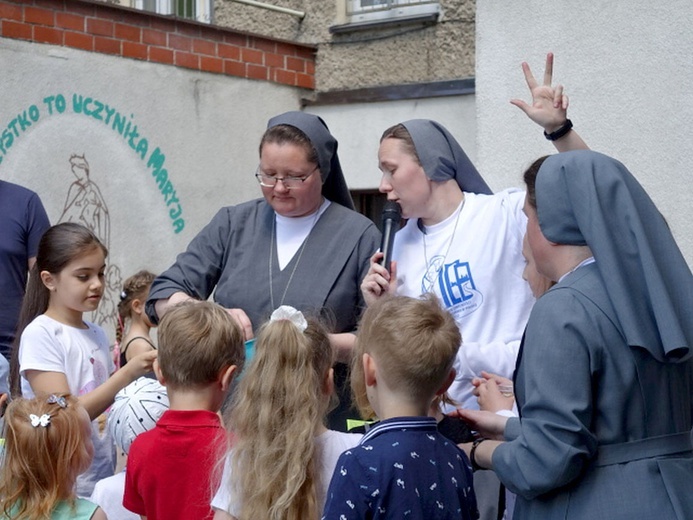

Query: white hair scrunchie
[270,305,308,332]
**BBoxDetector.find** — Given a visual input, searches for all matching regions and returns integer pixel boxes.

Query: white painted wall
[475,1,693,265]
[0,38,303,338]
[307,94,477,190]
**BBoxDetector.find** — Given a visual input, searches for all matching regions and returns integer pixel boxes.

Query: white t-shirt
[393,189,534,409]
[276,199,330,269]
[90,470,139,520]
[211,429,361,516]
[19,314,115,497]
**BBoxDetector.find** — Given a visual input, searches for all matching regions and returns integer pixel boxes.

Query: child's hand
[472,371,514,413]
[478,371,512,388]
[473,379,514,414]
[123,350,158,380]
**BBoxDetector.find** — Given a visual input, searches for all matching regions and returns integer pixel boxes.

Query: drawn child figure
[10,222,157,497]
[116,270,157,368]
[322,295,478,520]
[211,306,362,520]
[124,301,244,520]
[90,377,170,520]
[0,394,107,520]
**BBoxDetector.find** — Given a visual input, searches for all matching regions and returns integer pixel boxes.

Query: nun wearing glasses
[146,112,380,429]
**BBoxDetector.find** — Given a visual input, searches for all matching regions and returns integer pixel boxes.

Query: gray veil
[267,112,355,210]
[536,150,693,363]
[401,119,492,195]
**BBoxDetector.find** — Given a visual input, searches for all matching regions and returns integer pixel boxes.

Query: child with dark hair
[12,222,156,496]
[115,270,157,368]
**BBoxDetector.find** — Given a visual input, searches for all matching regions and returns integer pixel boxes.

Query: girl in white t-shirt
[211,306,361,520]
[9,222,156,496]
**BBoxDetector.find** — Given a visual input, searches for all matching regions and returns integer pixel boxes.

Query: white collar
[558,256,595,283]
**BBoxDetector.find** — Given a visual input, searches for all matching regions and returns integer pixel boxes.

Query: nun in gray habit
[491,150,693,520]
[146,111,380,428]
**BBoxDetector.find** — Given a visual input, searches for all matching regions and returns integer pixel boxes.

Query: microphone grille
[382,200,402,223]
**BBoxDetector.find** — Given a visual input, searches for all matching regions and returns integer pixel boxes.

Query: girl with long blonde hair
[211,306,361,520]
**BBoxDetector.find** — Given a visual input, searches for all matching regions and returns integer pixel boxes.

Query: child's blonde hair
[352,294,461,418]
[0,394,91,519]
[157,301,245,389]
[227,314,333,520]
[116,269,156,344]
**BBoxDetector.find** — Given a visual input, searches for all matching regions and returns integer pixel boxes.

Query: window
[332,0,440,33]
[351,190,394,232]
[126,0,213,23]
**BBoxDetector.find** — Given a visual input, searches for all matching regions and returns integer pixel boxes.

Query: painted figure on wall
[59,154,120,332]
[92,264,122,334]
[60,154,110,249]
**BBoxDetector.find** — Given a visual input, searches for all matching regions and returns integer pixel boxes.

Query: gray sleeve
[146,208,233,323]
[492,289,599,499]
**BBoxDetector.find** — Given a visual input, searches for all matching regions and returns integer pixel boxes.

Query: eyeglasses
[255,165,319,189]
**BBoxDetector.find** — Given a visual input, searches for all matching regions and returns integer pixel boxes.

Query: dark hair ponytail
[9,223,107,397]
[115,270,156,345]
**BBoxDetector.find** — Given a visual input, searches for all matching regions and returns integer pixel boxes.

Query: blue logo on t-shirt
[422,258,482,319]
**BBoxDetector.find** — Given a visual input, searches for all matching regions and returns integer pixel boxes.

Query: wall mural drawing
[61,154,110,246]
[1,92,189,348]
[58,153,122,334]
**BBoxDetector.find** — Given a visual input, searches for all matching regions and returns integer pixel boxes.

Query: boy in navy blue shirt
[322,295,478,519]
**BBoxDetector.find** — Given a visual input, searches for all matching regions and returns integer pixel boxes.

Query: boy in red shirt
[123,301,244,520]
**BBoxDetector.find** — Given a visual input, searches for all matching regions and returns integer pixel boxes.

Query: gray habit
[147,199,380,333]
[494,151,693,520]
[401,119,492,195]
[496,264,692,519]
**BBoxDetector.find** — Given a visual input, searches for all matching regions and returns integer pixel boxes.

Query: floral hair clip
[270,305,307,332]
[47,394,67,408]
[30,414,51,428]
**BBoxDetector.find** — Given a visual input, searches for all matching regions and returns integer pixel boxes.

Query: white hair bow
[29,414,51,428]
[270,305,308,332]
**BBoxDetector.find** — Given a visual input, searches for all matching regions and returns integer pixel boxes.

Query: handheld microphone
[379,200,402,272]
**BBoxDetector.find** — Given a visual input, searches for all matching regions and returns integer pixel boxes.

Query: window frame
[128,0,213,23]
[331,0,441,34]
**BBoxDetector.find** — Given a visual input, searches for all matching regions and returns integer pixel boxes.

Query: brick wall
[0,0,316,89]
